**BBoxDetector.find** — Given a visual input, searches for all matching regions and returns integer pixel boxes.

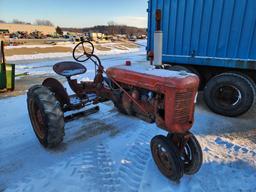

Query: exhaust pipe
[153,9,163,67]
[154,31,163,66]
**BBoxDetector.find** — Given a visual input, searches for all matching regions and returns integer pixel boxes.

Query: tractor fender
[42,78,70,108]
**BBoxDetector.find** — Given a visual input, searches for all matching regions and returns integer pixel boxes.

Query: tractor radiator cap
[125,61,131,66]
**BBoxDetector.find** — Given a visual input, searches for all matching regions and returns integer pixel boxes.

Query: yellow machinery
[0,41,15,91]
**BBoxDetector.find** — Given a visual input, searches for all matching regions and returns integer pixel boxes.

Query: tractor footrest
[64,106,100,122]
[69,93,97,105]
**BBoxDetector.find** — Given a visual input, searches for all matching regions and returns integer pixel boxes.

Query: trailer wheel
[168,133,203,175]
[27,85,65,148]
[204,73,255,117]
[151,135,184,181]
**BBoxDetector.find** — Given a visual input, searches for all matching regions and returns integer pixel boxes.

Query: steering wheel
[73,41,95,62]
[89,54,102,67]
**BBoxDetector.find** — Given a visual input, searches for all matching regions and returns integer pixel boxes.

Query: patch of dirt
[5,41,138,57]
[94,45,111,51]
[114,45,128,50]
[71,120,120,143]
[120,42,138,49]
[5,47,73,56]
[77,47,93,53]
[226,129,256,144]
[0,74,65,99]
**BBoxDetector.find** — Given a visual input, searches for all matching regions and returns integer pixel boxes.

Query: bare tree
[108,21,116,35]
[107,21,116,26]
[56,26,63,35]
[34,19,54,26]
[63,25,147,36]
[0,20,6,23]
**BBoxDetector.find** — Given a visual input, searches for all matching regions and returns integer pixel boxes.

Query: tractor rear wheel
[27,85,65,148]
[150,135,184,181]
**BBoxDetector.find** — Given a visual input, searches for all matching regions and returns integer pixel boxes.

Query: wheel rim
[168,134,193,165]
[30,100,46,139]
[181,144,193,165]
[214,85,242,107]
[156,143,172,171]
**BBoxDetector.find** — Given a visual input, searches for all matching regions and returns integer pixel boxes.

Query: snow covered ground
[0,42,255,192]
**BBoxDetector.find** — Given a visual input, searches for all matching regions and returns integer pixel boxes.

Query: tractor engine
[107,62,199,133]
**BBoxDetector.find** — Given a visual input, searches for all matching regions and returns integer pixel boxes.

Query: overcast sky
[0,0,148,28]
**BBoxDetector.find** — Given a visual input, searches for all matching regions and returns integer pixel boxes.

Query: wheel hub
[31,102,46,139]
[216,85,242,107]
[157,144,172,170]
[181,144,193,165]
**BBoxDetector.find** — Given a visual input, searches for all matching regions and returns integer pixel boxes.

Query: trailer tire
[27,85,65,148]
[204,73,255,117]
[151,135,184,181]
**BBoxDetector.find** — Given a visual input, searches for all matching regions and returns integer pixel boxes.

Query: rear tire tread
[27,85,65,148]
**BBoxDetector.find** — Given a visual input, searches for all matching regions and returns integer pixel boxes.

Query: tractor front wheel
[167,132,203,175]
[27,85,65,148]
[150,135,184,181]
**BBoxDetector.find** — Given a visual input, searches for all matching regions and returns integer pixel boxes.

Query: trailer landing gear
[150,132,202,181]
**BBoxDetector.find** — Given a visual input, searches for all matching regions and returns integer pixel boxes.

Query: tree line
[0,19,146,36]
[0,19,54,26]
[63,25,146,36]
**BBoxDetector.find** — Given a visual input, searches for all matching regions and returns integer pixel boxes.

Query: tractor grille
[174,91,194,123]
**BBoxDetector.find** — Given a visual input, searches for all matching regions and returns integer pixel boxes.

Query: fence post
[1,41,6,69]
[0,41,7,90]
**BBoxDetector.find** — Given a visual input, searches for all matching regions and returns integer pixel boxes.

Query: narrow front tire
[151,135,184,181]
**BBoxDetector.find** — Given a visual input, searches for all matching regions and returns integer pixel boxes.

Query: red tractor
[27,41,202,181]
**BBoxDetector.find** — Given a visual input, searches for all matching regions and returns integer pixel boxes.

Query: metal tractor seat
[53,61,87,78]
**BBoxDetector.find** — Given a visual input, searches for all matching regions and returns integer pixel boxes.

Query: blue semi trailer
[147,0,256,117]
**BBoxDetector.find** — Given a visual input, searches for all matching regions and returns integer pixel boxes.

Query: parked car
[128,35,137,42]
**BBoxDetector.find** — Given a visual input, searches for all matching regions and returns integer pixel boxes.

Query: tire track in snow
[118,128,156,192]
[5,144,119,192]
[5,151,96,192]
[214,137,256,158]
[192,136,256,192]
[95,144,120,192]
